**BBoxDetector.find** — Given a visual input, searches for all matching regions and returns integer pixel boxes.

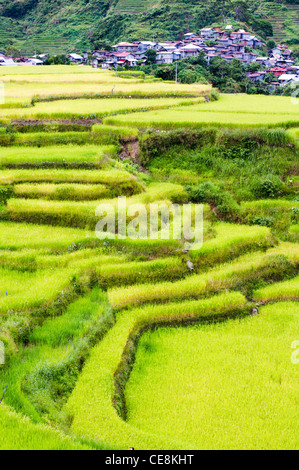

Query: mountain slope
[0,0,297,55]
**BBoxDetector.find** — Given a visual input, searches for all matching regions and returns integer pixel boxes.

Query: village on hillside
[0,26,298,91]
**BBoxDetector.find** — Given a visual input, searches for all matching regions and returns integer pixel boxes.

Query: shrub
[0,133,16,146]
[0,186,14,205]
[240,200,299,232]
[217,128,292,148]
[292,207,299,224]
[139,129,217,167]
[187,182,240,220]
[251,216,274,227]
[250,175,285,199]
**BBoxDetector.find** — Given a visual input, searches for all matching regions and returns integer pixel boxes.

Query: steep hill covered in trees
[0,0,297,55]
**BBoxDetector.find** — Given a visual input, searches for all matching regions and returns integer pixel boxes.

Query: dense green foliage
[0,0,296,54]
[140,54,278,93]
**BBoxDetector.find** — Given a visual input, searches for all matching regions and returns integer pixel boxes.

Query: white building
[156,51,175,64]
[179,44,201,58]
[67,53,84,63]
[278,74,298,84]
[200,28,214,39]
[184,33,197,40]
[27,58,43,66]
[0,57,17,66]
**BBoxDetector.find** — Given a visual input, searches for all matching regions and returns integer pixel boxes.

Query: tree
[145,49,157,64]
[222,78,242,93]
[267,39,276,51]
[253,19,273,39]
[5,45,20,58]
[93,41,112,51]
[234,1,250,22]
[229,59,245,83]
[155,66,174,81]
[189,51,208,67]
[245,62,262,73]
[44,55,70,65]
[209,57,230,80]
[292,50,299,60]
[264,72,275,84]
[178,69,198,84]
[215,0,232,23]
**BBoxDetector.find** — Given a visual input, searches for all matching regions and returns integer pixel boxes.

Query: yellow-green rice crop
[287,127,299,141]
[125,301,299,449]
[0,405,92,450]
[0,168,141,186]
[99,257,187,288]
[108,242,299,310]
[67,291,247,449]
[0,249,127,272]
[106,111,299,129]
[202,222,272,250]
[0,222,95,250]
[0,97,202,120]
[14,183,111,201]
[1,66,298,450]
[104,94,299,129]
[253,275,299,302]
[183,222,274,270]
[0,268,75,313]
[92,124,139,140]
[35,251,128,271]
[0,145,116,168]
[0,290,115,448]
[5,183,188,230]
[0,66,211,104]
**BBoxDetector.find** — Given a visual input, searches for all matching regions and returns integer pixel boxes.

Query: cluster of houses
[0,52,44,66]
[1,26,298,90]
[81,28,266,68]
[81,27,298,89]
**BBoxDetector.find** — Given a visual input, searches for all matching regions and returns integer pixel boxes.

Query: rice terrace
[0,64,298,452]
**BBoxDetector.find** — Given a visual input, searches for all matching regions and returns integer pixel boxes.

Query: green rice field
[125,302,299,450]
[0,97,202,120]
[0,145,117,168]
[105,94,299,128]
[0,66,211,106]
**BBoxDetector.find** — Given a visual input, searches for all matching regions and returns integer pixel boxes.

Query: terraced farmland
[105,94,299,129]
[0,66,211,107]
[126,301,299,449]
[0,66,298,450]
[114,0,160,14]
[264,4,299,43]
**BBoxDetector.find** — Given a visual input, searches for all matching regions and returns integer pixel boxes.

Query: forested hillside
[0,0,298,55]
